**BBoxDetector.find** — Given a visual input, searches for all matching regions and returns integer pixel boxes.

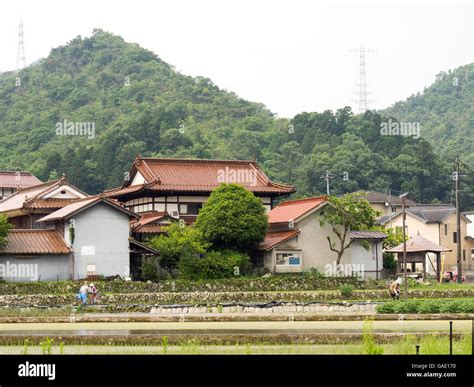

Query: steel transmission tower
[16,19,27,70]
[351,46,375,113]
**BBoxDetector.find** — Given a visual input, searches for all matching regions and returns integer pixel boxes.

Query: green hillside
[383,63,473,164]
[0,30,471,209]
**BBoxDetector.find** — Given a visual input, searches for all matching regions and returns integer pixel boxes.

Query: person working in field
[89,283,98,305]
[389,277,402,300]
[77,282,90,305]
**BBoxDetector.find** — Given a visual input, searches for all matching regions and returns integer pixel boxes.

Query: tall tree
[196,183,268,252]
[319,192,380,264]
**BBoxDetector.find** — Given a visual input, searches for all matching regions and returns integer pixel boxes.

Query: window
[471,248,474,260]
[180,203,203,215]
[276,252,301,266]
[444,224,448,236]
[453,232,457,243]
[463,249,466,261]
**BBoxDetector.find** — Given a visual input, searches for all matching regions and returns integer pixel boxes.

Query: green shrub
[178,250,252,280]
[383,253,397,270]
[304,268,324,278]
[141,257,160,282]
[339,284,354,298]
[148,223,209,273]
[377,299,474,314]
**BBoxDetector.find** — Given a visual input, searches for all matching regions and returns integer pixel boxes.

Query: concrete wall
[439,213,472,270]
[67,203,131,279]
[0,254,70,282]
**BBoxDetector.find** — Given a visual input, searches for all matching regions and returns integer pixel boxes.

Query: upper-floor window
[453,232,457,243]
[444,224,448,236]
[179,203,203,215]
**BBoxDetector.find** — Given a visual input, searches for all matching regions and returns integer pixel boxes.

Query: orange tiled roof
[105,157,295,196]
[26,198,79,209]
[258,230,299,251]
[0,171,42,189]
[135,224,167,234]
[0,229,71,255]
[268,196,327,224]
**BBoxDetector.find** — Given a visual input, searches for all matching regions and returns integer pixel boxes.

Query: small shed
[385,234,451,280]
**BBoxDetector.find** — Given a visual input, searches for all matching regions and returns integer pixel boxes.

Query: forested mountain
[383,63,473,165]
[0,30,472,209]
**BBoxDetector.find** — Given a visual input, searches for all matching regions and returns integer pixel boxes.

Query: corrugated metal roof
[0,230,71,255]
[350,230,387,239]
[0,171,42,189]
[267,196,327,224]
[257,230,299,251]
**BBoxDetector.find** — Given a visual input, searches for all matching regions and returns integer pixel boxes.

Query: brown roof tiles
[105,157,295,197]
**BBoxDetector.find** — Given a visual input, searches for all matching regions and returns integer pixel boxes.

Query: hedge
[376,299,474,314]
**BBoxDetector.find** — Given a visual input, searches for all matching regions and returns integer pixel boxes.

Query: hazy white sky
[0,0,472,117]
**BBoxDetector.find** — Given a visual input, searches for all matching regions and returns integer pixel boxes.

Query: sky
[0,0,472,117]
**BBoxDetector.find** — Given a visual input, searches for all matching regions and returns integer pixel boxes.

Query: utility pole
[455,157,462,283]
[388,189,393,229]
[322,171,334,195]
[400,192,409,299]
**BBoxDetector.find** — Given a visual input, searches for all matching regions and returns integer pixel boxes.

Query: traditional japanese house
[104,156,295,222]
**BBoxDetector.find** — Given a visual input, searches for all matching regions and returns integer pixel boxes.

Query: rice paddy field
[0,320,471,354]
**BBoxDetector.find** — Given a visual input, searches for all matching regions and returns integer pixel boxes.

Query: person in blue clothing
[77,282,90,305]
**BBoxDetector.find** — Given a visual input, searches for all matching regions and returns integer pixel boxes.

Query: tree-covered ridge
[383,63,473,164]
[0,29,275,193]
[0,30,471,209]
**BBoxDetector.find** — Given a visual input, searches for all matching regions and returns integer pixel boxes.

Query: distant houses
[0,171,42,201]
[376,203,473,276]
[361,190,417,217]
